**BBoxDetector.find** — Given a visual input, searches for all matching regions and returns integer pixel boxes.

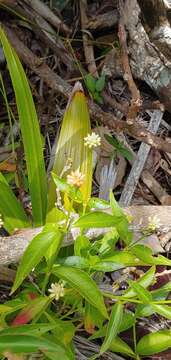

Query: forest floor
[0,1,171,359]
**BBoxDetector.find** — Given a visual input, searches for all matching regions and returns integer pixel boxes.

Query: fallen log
[0,206,171,265]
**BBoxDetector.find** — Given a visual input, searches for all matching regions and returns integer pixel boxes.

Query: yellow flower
[48,282,65,300]
[84,132,101,149]
[67,169,85,187]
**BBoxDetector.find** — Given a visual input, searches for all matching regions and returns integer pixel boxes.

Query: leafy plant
[105,133,134,161]
[85,73,106,104]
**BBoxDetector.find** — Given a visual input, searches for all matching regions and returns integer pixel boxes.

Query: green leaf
[105,134,133,161]
[99,229,119,256]
[109,191,132,245]
[0,172,29,233]
[0,334,69,355]
[12,224,61,293]
[0,26,47,226]
[123,266,156,298]
[48,83,92,211]
[0,305,12,314]
[100,302,123,354]
[130,282,152,303]
[151,304,171,320]
[92,261,125,272]
[88,197,110,210]
[130,245,153,263]
[100,251,142,267]
[95,74,106,92]
[57,256,89,269]
[73,211,122,228]
[74,235,90,257]
[51,173,83,203]
[119,311,135,332]
[130,245,171,266]
[11,296,49,326]
[137,330,171,355]
[52,265,108,318]
[93,91,104,104]
[85,74,96,94]
[110,336,135,357]
[0,324,56,337]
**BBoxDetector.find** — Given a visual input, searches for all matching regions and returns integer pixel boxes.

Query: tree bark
[123,0,171,112]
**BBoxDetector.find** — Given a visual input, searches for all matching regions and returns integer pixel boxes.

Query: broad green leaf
[109,191,132,244]
[152,282,171,300]
[137,330,171,355]
[105,134,133,161]
[48,82,92,213]
[84,302,104,333]
[45,313,75,346]
[123,266,156,298]
[95,74,106,92]
[45,228,63,266]
[99,229,119,256]
[0,172,29,233]
[74,235,90,257]
[130,282,152,303]
[0,26,47,226]
[153,255,171,266]
[101,251,143,266]
[110,337,135,357]
[57,256,89,269]
[92,261,125,272]
[52,265,108,318]
[85,74,96,94]
[119,311,135,332]
[90,311,135,341]
[131,245,171,265]
[100,302,123,354]
[151,304,171,320]
[51,173,83,203]
[88,197,109,210]
[0,305,12,314]
[136,304,153,318]
[73,211,122,228]
[0,324,56,336]
[11,296,49,326]
[12,224,61,293]
[0,334,69,355]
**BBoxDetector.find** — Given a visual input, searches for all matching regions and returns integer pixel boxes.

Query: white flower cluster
[84,132,101,149]
[48,282,65,301]
[67,169,85,187]
[147,215,161,232]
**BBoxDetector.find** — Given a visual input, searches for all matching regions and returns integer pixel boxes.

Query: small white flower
[67,169,85,187]
[84,132,101,149]
[48,282,65,301]
[147,215,161,232]
[0,214,3,228]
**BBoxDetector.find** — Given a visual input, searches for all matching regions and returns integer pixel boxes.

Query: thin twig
[118,0,142,124]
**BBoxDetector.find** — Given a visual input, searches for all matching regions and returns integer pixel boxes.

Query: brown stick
[80,0,98,77]
[118,0,142,124]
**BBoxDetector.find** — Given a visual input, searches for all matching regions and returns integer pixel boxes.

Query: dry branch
[0,206,171,266]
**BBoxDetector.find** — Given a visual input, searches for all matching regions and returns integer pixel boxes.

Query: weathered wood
[0,206,171,265]
[119,110,163,206]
